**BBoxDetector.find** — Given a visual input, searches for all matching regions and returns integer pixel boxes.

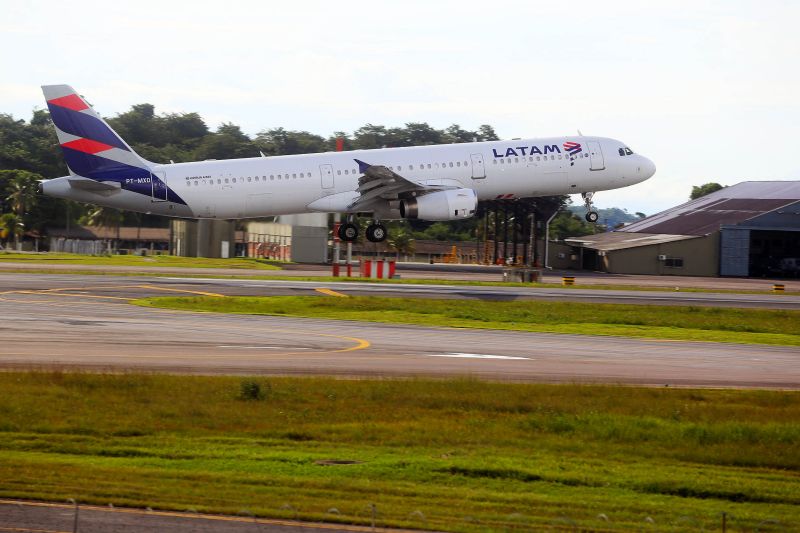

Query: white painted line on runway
[217,345,311,350]
[426,353,530,360]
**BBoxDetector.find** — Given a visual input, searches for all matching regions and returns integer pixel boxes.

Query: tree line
[1,103,640,248]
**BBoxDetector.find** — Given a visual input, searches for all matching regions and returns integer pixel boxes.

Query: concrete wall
[547,242,581,270]
[604,234,719,276]
[171,219,236,258]
[291,225,328,263]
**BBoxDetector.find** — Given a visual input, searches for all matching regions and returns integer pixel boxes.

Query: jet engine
[400,189,477,221]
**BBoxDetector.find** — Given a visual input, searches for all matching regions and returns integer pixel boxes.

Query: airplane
[40,84,656,243]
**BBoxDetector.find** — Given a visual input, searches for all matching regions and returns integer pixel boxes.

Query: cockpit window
[624,147,634,155]
[618,148,625,156]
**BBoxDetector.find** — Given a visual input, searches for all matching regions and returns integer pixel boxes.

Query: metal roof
[621,181,800,236]
[565,232,699,251]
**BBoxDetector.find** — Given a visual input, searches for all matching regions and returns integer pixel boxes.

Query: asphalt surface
[0,272,798,388]
[0,499,402,533]
[1,271,799,531]
[2,271,799,309]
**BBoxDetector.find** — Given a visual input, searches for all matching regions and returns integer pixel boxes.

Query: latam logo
[563,141,582,156]
[563,141,582,166]
[492,145,561,158]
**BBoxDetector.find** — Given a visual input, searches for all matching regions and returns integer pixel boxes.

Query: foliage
[0,372,797,531]
[567,205,642,228]
[548,210,596,240]
[0,170,41,242]
[238,379,268,400]
[81,206,124,230]
[0,212,23,247]
[139,295,800,346]
[386,226,415,255]
[691,182,725,200]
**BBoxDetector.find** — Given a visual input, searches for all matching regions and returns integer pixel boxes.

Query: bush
[238,380,268,401]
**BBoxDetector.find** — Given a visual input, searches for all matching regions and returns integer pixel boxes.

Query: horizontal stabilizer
[68,178,122,194]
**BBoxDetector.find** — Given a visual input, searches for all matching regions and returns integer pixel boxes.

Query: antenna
[577,129,583,136]
[259,151,267,157]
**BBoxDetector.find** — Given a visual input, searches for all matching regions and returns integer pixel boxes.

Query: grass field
[136,295,800,346]
[0,373,797,531]
[0,252,282,270]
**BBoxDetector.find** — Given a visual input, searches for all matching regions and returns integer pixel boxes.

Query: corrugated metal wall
[719,228,750,276]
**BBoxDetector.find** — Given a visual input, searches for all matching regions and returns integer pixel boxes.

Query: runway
[2,271,800,308]
[0,273,798,388]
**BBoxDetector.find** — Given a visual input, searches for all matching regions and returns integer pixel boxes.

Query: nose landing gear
[582,192,599,223]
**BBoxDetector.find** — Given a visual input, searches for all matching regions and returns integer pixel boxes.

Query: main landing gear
[337,217,388,243]
[365,223,387,243]
[582,192,599,223]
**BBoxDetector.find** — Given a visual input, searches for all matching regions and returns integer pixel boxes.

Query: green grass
[0,373,797,531]
[136,295,800,346]
[0,252,282,270]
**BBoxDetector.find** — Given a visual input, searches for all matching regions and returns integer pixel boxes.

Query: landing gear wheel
[581,191,598,224]
[366,223,388,243]
[338,222,359,242]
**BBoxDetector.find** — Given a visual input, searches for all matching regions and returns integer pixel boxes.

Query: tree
[195,123,258,160]
[548,211,596,240]
[387,228,415,257]
[255,128,327,155]
[82,206,124,251]
[1,170,40,247]
[0,212,24,249]
[403,122,443,146]
[3,170,39,217]
[690,182,724,200]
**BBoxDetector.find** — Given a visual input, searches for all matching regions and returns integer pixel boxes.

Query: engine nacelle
[400,188,477,221]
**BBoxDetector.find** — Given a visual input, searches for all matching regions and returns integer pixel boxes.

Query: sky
[2,0,798,215]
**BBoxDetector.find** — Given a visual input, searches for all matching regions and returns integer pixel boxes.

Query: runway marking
[315,287,349,298]
[15,290,130,300]
[426,353,531,360]
[218,345,311,350]
[0,499,405,532]
[137,284,225,298]
[0,287,373,357]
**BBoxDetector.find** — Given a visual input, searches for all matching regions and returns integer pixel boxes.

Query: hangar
[563,181,800,277]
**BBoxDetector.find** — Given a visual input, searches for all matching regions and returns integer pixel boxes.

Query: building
[561,181,800,277]
[47,226,170,255]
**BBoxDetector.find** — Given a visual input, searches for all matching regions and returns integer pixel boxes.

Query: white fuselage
[43,136,655,219]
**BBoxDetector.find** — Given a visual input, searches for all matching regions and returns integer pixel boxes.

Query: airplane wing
[348,158,460,212]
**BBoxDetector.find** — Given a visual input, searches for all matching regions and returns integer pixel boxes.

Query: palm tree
[0,213,24,250]
[83,206,124,253]
[387,229,415,260]
[2,171,39,249]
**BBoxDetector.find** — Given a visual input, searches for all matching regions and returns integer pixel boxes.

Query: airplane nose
[639,157,656,180]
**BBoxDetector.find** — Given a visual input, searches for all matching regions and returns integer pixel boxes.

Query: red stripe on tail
[62,138,115,154]
[47,93,89,112]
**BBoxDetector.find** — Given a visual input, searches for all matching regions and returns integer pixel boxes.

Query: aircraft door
[470,153,486,179]
[587,141,605,171]
[151,171,168,201]
[320,164,334,189]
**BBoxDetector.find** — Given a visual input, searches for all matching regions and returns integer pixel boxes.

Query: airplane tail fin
[42,85,153,181]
